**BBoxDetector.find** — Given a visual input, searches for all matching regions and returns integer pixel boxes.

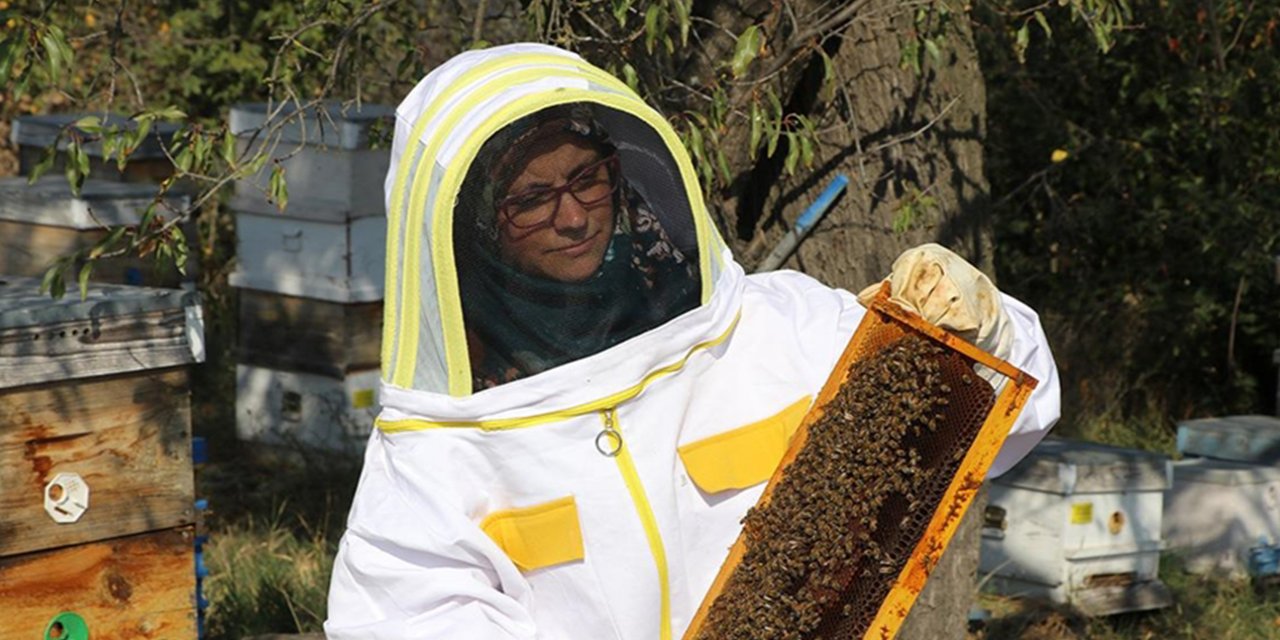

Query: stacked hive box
[1164,415,1280,578]
[12,113,182,183]
[0,276,205,638]
[0,176,191,289]
[227,101,393,453]
[979,438,1173,616]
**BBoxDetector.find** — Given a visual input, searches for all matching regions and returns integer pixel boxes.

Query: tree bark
[736,2,994,283]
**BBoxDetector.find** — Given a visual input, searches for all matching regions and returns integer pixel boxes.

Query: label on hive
[1071,502,1094,525]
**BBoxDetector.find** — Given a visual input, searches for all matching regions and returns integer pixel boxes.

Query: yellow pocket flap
[480,496,584,572]
[678,396,812,494]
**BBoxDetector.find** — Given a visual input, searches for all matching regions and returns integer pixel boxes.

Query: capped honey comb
[684,287,1038,640]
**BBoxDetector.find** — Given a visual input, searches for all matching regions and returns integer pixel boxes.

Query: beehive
[228,101,393,218]
[1164,457,1280,578]
[235,363,378,454]
[1176,414,1280,465]
[684,286,1037,640]
[228,102,390,452]
[0,176,192,288]
[981,439,1172,616]
[12,113,182,183]
[0,276,204,638]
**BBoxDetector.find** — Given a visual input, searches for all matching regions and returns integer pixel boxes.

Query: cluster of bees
[696,335,988,640]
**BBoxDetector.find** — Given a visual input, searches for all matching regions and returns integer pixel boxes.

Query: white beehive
[0,177,192,288]
[229,101,393,218]
[227,203,385,303]
[980,438,1173,616]
[1163,457,1280,577]
[235,363,378,454]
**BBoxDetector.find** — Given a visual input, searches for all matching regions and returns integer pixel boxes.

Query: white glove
[856,243,1013,368]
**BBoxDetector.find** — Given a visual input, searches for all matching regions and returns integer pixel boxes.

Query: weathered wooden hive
[0,176,192,288]
[0,276,205,638]
[227,101,392,453]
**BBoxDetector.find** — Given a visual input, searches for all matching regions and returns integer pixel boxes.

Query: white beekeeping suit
[326,43,1061,640]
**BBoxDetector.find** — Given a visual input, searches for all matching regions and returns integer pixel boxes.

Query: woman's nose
[552,192,590,232]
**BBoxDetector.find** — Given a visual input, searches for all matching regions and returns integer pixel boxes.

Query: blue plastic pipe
[756,174,849,272]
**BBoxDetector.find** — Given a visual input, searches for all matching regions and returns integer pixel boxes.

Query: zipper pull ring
[596,409,623,457]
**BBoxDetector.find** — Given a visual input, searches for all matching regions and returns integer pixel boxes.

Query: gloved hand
[856,243,1013,366]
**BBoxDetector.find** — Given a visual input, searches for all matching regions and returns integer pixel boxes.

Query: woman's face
[497,133,616,282]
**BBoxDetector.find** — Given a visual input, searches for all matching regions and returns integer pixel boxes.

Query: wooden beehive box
[0,276,204,638]
[12,113,182,183]
[0,176,193,288]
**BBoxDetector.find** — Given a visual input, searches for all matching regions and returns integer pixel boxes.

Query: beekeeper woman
[326,44,1060,640]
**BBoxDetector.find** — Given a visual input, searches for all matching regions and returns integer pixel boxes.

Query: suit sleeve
[325,436,539,640]
[984,292,1061,477]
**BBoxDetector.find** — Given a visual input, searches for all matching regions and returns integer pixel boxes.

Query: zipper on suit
[599,407,672,640]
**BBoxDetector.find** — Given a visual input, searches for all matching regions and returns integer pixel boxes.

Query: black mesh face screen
[452,102,702,391]
[691,332,997,640]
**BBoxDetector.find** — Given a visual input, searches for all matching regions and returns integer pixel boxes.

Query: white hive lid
[995,438,1172,495]
[1177,415,1280,464]
[229,101,394,150]
[0,176,189,229]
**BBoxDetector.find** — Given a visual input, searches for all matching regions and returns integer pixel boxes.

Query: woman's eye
[513,190,556,208]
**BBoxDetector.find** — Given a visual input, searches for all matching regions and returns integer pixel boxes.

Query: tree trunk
[726,3,994,281]
[731,5,995,639]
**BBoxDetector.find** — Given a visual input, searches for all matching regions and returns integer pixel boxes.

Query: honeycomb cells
[694,333,996,640]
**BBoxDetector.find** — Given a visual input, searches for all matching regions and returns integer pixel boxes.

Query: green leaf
[674,0,691,46]
[90,226,127,258]
[28,143,57,183]
[171,226,189,275]
[77,261,93,301]
[621,63,640,93]
[1015,23,1030,63]
[731,25,761,78]
[716,147,731,184]
[75,116,103,135]
[644,5,661,54]
[800,133,814,167]
[612,0,632,27]
[900,39,921,74]
[924,38,942,64]
[269,164,289,212]
[222,127,238,165]
[1033,10,1052,38]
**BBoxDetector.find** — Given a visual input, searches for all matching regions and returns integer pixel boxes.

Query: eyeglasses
[497,154,619,233]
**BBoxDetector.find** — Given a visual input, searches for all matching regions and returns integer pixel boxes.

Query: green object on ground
[44,612,89,640]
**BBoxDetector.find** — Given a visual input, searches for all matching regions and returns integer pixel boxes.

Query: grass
[196,440,360,639]
[972,557,1280,640]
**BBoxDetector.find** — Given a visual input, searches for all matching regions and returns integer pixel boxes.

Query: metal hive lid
[11,113,181,159]
[229,101,394,150]
[0,276,198,330]
[1177,415,1280,464]
[994,438,1172,494]
[0,177,189,229]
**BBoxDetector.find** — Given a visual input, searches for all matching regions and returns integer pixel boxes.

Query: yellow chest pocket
[678,396,812,494]
[481,496,585,572]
